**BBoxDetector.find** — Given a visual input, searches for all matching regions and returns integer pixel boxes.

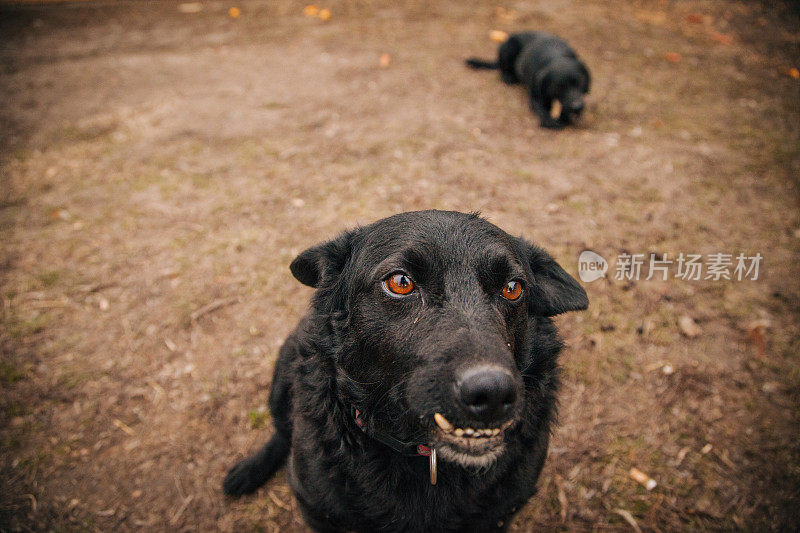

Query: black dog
[223,210,588,532]
[466,32,591,129]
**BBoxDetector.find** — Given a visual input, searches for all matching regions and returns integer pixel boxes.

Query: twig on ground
[613,508,642,533]
[190,297,238,323]
[169,495,193,526]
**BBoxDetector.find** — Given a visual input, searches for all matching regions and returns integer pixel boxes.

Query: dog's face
[290,211,587,468]
[543,58,591,124]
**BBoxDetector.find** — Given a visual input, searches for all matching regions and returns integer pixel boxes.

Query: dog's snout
[565,100,584,117]
[457,366,517,424]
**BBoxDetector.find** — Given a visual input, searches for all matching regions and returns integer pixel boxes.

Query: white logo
[577,250,608,283]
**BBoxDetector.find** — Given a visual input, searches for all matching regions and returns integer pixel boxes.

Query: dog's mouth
[429,412,514,468]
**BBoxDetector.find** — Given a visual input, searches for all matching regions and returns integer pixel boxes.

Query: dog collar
[353,408,437,484]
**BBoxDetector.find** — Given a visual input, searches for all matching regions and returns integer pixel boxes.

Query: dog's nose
[457,366,517,424]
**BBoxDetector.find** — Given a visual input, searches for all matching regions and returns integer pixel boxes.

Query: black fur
[223,210,588,532]
[466,32,591,129]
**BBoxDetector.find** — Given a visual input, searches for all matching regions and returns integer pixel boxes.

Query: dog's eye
[501,280,523,301]
[383,273,415,296]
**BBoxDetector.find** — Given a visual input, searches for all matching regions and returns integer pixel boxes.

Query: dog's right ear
[578,61,591,93]
[290,230,356,288]
[518,240,589,316]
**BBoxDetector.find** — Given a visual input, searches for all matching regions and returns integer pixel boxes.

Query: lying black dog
[466,32,591,129]
[223,210,588,532]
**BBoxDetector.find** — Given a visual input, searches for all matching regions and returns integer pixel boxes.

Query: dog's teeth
[434,413,454,432]
[464,428,474,436]
[455,428,464,437]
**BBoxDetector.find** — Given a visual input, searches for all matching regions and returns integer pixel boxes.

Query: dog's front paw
[540,118,565,130]
[223,457,264,497]
[501,72,518,84]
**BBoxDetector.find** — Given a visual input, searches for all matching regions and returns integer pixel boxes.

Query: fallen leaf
[664,52,681,63]
[303,5,319,17]
[701,443,713,454]
[636,10,667,26]
[494,6,517,23]
[178,2,202,13]
[268,490,291,510]
[779,67,800,79]
[50,208,70,221]
[644,360,665,372]
[744,318,770,332]
[490,30,509,43]
[746,319,769,358]
[675,446,691,465]
[379,53,391,68]
[714,448,736,469]
[685,13,705,24]
[228,7,241,18]
[112,419,135,436]
[678,315,701,338]
[613,509,642,533]
[556,478,568,521]
[629,467,657,490]
[318,8,331,20]
[709,31,733,45]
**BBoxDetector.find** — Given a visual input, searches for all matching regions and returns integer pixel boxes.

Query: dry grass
[1,0,799,530]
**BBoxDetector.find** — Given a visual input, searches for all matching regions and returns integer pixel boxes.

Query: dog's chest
[288,429,531,532]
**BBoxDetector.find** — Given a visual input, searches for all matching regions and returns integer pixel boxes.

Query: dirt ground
[1,0,799,531]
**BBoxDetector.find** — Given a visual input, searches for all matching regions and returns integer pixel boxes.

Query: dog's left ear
[520,240,588,316]
[290,230,357,288]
